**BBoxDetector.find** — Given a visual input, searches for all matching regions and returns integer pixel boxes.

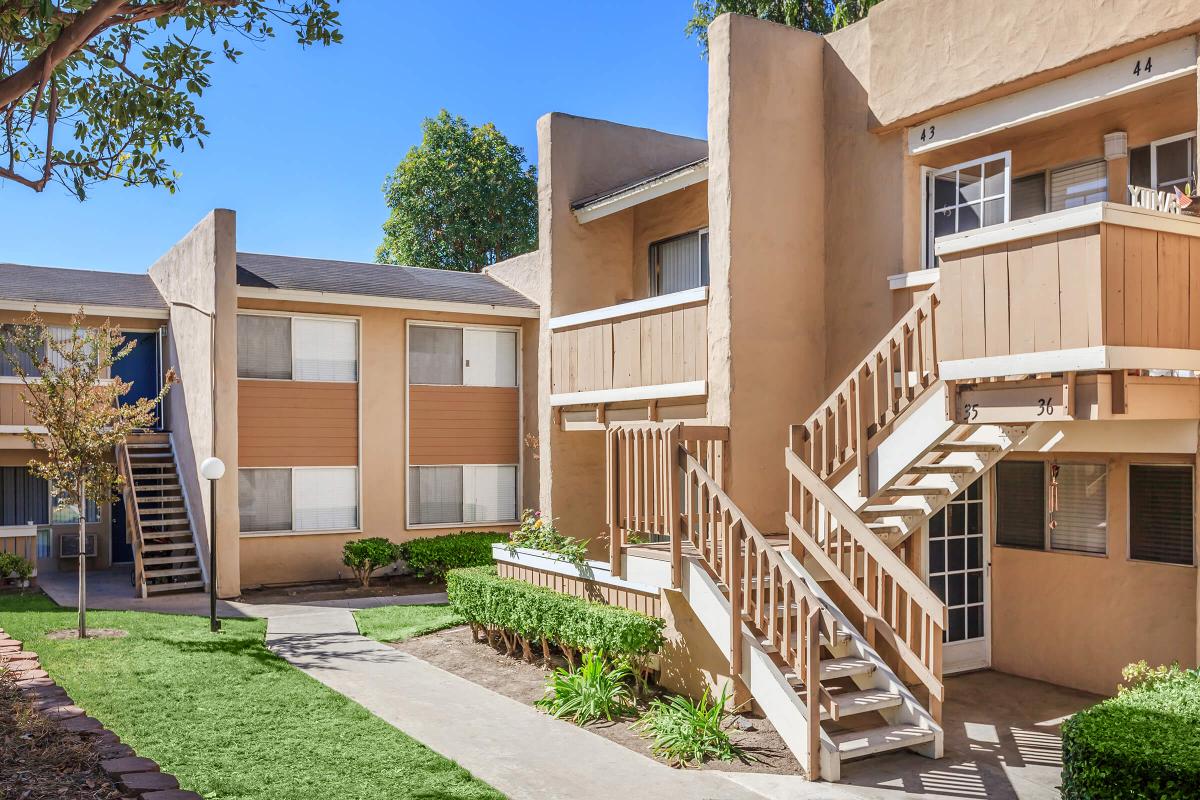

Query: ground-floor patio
[17,567,1101,799]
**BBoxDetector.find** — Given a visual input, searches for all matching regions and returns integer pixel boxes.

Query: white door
[926,477,990,673]
[463,329,517,388]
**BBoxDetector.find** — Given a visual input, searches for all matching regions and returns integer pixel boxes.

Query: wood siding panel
[550,301,708,395]
[982,245,1011,357]
[0,383,35,427]
[1158,232,1190,349]
[238,380,358,467]
[959,252,986,359]
[409,385,518,465]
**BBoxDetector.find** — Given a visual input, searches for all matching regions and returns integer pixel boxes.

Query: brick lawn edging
[0,626,203,800]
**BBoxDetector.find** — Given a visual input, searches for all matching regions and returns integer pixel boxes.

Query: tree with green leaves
[685,0,881,55]
[0,1,342,198]
[377,110,538,273]
[1,310,173,637]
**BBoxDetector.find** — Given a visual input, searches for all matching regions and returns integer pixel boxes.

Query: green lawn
[354,603,464,643]
[0,594,502,800]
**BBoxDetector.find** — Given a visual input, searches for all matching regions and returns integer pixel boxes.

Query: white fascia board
[0,425,47,434]
[0,299,168,320]
[573,162,709,224]
[548,287,707,331]
[887,269,940,290]
[550,380,706,407]
[939,346,1200,380]
[236,286,538,318]
[908,36,1197,155]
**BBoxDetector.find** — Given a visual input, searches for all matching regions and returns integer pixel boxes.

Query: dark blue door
[111,331,159,565]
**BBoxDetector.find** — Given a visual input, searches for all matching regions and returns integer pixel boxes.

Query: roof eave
[235,286,538,318]
[572,160,709,224]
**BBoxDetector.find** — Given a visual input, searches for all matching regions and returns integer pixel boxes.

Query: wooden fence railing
[116,440,148,598]
[796,290,940,494]
[785,439,946,719]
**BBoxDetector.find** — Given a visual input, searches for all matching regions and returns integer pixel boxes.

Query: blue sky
[0,2,709,274]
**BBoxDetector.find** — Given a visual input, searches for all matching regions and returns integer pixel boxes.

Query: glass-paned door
[925,152,1011,267]
[927,477,990,673]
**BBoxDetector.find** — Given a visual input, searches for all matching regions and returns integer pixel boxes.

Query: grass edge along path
[354,603,464,643]
[0,594,503,800]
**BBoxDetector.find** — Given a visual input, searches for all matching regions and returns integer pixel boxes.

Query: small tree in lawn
[0,309,173,637]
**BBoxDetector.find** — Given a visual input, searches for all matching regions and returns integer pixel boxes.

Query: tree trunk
[77,475,87,639]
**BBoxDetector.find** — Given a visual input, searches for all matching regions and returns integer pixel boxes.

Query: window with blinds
[238,314,358,382]
[237,315,292,379]
[464,465,518,523]
[1129,465,1194,565]
[0,324,43,378]
[649,230,709,296]
[1011,173,1047,220]
[408,466,464,525]
[0,467,50,526]
[1049,161,1107,212]
[408,464,517,526]
[409,325,463,385]
[464,329,517,388]
[293,467,358,531]
[238,468,292,532]
[995,461,1046,549]
[1049,464,1107,555]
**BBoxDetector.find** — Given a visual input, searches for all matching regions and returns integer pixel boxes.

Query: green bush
[342,537,403,587]
[446,566,664,662]
[1061,666,1200,799]
[505,509,587,566]
[0,552,33,582]
[399,531,507,581]
[634,686,746,767]
[535,651,636,724]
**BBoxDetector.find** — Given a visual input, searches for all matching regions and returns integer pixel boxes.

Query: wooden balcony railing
[936,202,1200,378]
[0,381,38,430]
[550,288,708,405]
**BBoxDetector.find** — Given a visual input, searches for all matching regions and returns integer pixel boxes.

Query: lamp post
[200,455,225,632]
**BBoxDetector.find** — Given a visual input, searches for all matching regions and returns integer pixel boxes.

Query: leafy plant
[342,537,403,588]
[685,0,882,56]
[535,651,636,724]
[1062,664,1200,799]
[505,509,588,567]
[399,531,507,581]
[634,686,746,767]
[0,552,33,581]
[446,566,665,664]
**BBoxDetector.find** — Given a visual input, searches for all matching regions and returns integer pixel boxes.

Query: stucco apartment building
[4,0,1200,781]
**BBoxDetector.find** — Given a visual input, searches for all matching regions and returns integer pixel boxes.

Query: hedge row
[399,532,509,581]
[1061,670,1200,799]
[446,566,665,660]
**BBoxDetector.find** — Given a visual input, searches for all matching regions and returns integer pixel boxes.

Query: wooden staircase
[117,433,205,597]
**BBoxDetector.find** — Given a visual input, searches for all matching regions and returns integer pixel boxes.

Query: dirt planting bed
[239,574,445,604]
[394,625,802,775]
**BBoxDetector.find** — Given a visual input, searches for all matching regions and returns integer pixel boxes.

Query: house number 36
[1037,398,1055,416]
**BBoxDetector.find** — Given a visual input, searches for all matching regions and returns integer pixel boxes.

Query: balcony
[935,202,1200,380]
[0,381,38,432]
[548,287,708,407]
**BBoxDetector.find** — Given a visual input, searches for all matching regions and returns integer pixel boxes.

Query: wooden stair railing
[679,445,839,780]
[785,441,946,720]
[797,290,940,494]
[116,440,148,598]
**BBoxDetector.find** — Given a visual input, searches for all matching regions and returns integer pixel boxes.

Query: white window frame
[993,459,1109,557]
[648,227,709,297]
[238,465,361,537]
[406,320,520,389]
[922,151,1012,268]
[1149,130,1197,191]
[1126,461,1197,568]
[405,463,520,529]
[236,310,360,384]
[405,319,523,530]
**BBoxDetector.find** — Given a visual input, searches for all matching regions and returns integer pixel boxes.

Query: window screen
[463,329,517,388]
[1049,161,1107,211]
[293,318,357,382]
[464,465,518,523]
[408,466,464,525]
[50,493,100,524]
[650,231,708,296]
[1011,173,1047,220]
[0,325,42,378]
[995,461,1045,549]
[1154,136,1195,191]
[238,468,292,532]
[0,467,50,526]
[1049,464,1107,554]
[409,326,463,385]
[293,468,358,531]
[1129,465,1194,565]
[237,315,291,379]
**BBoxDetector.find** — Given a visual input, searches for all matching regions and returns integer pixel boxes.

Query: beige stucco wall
[708,14,826,530]
[866,0,1200,129]
[989,452,1197,696]
[234,297,532,587]
[148,210,240,597]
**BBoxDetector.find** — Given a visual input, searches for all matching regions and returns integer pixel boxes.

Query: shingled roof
[0,262,166,311]
[236,252,537,310]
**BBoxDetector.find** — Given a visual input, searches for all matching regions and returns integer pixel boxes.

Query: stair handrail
[116,439,148,599]
[785,444,946,714]
[680,446,838,778]
[797,289,940,491]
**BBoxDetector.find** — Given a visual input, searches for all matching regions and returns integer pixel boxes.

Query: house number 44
[1132,57,1153,77]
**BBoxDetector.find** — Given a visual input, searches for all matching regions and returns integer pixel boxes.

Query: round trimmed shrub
[398,531,508,581]
[1061,670,1200,799]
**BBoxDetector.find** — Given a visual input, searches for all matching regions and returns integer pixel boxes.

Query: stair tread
[142,542,195,552]
[886,486,951,497]
[933,441,1001,452]
[146,566,202,578]
[909,464,976,474]
[833,724,936,757]
[819,656,876,680]
[829,689,903,717]
[145,580,205,594]
[142,555,198,566]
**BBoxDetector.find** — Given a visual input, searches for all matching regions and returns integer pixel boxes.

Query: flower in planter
[506,509,588,566]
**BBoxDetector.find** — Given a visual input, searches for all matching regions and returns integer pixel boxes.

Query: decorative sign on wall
[907,36,1198,155]
[1129,185,1182,214]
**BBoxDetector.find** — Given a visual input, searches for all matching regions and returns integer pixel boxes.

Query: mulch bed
[394,625,803,776]
[0,628,201,800]
[239,574,445,604]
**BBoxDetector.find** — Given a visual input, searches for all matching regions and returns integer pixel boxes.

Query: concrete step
[819,656,876,681]
[833,725,937,759]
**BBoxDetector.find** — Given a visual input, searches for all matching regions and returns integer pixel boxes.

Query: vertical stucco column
[148,210,241,597]
[707,14,827,530]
